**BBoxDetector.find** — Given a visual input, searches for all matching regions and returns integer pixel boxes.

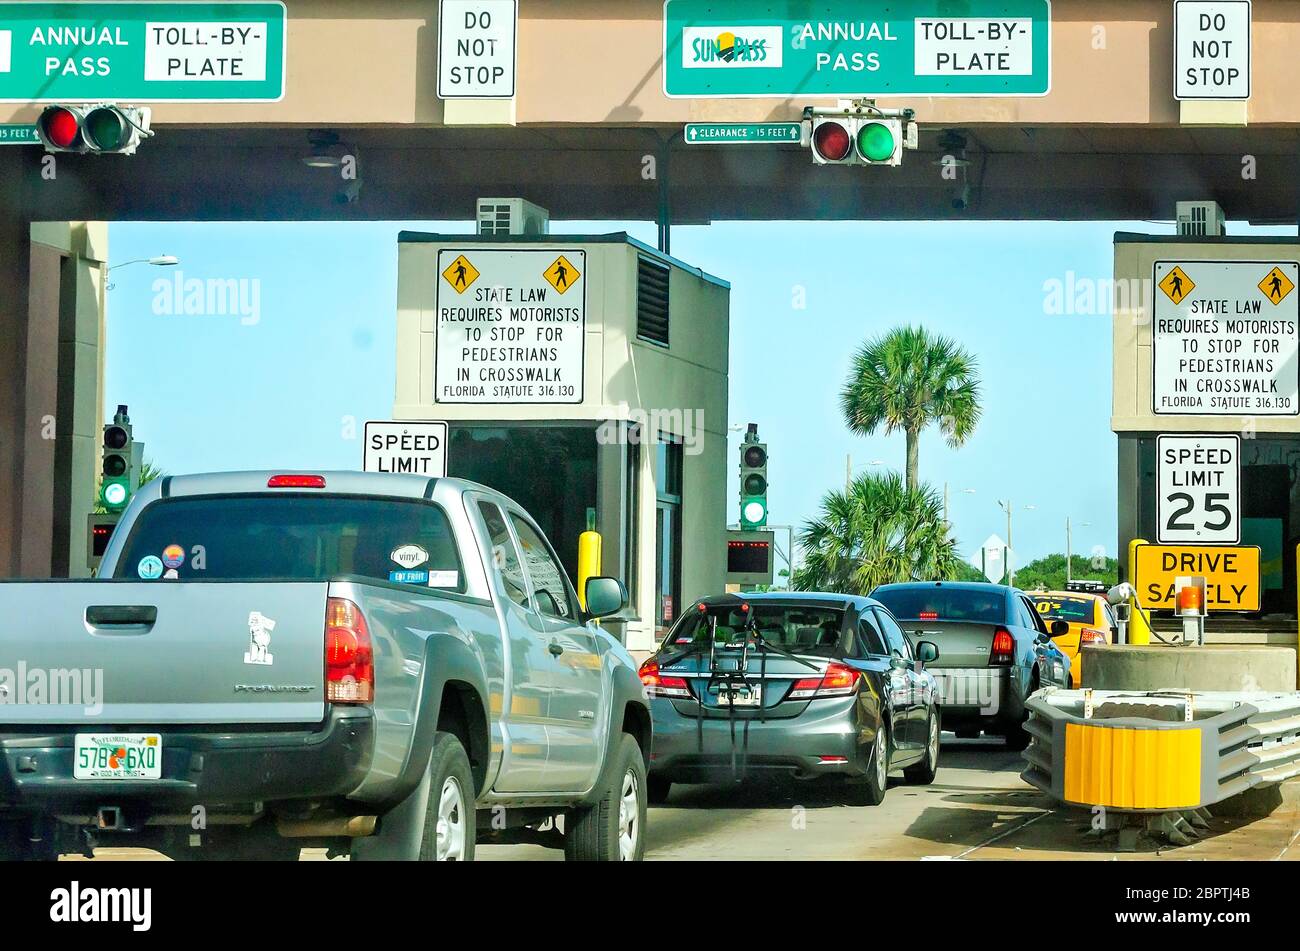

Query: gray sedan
[640,592,942,806]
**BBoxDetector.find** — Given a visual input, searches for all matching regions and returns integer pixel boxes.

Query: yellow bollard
[577,530,602,612]
[1127,537,1152,646]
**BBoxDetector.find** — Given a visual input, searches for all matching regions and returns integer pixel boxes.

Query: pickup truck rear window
[113,494,464,590]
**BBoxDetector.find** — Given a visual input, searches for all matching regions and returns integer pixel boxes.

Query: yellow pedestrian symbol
[544,255,580,294]
[1158,265,1195,304]
[1258,266,1295,305]
[441,255,479,294]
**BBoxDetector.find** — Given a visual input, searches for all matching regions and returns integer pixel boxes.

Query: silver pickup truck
[0,471,651,861]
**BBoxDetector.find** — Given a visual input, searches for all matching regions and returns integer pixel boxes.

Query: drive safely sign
[1133,543,1261,612]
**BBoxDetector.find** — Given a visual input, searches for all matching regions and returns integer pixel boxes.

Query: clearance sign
[1133,543,1262,612]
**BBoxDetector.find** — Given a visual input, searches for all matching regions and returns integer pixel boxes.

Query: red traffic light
[812,120,852,162]
[38,106,82,150]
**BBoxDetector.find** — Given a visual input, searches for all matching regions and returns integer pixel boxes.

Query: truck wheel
[565,734,646,861]
[647,775,672,805]
[352,731,475,862]
[904,710,941,785]
[0,819,57,861]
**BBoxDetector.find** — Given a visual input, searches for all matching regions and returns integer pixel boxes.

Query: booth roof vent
[476,197,550,236]
[636,256,671,347]
[1176,201,1226,237]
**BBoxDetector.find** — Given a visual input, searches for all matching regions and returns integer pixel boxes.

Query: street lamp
[105,254,179,291]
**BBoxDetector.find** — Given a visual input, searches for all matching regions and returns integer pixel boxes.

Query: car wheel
[904,710,940,785]
[647,775,672,805]
[849,722,889,806]
[351,731,475,861]
[565,734,647,861]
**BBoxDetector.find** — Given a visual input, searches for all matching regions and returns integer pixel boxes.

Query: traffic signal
[100,405,134,513]
[35,104,152,155]
[810,114,905,166]
[739,423,768,529]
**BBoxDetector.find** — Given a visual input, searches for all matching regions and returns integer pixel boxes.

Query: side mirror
[1049,619,1070,637]
[916,641,939,664]
[584,576,627,620]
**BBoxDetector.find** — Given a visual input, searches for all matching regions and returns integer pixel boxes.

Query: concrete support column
[0,149,32,577]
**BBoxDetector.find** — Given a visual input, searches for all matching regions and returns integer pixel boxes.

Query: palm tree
[791,471,964,595]
[840,325,982,491]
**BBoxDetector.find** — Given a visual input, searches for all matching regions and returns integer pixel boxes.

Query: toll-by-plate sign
[434,248,586,405]
[1152,260,1299,416]
[364,421,448,477]
[437,0,517,99]
[1175,0,1251,100]
[1133,543,1261,612]
[1157,434,1240,544]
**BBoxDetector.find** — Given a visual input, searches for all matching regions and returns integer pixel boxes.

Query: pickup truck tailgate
[0,581,328,725]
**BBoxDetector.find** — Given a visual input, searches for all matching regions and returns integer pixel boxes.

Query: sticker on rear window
[161,543,185,569]
[391,544,429,569]
[390,569,429,585]
[427,570,459,588]
[136,556,163,580]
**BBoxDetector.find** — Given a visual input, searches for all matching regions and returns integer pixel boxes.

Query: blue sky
[105,217,1285,566]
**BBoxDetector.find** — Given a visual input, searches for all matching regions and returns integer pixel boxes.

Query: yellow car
[1028,590,1117,688]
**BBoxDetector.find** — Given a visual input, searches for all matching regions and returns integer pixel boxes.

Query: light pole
[105,254,179,291]
[943,483,975,530]
[997,499,1014,584]
[844,455,884,489]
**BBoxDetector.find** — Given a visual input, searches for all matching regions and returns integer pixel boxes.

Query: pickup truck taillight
[789,662,860,699]
[638,659,692,699]
[991,627,1015,666]
[326,597,373,704]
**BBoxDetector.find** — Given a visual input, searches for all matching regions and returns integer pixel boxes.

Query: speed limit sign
[1157,434,1240,544]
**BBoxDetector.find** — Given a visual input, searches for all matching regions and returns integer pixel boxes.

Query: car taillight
[789,661,860,700]
[326,597,373,703]
[991,627,1015,666]
[1079,628,1108,646]
[639,659,691,699]
[268,474,327,488]
[918,611,939,620]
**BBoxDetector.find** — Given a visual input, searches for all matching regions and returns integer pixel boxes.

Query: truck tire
[564,734,646,862]
[647,775,672,805]
[351,731,476,861]
[0,818,57,861]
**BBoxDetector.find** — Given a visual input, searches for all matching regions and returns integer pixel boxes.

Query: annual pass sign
[662,0,1051,98]
[0,2,286,102]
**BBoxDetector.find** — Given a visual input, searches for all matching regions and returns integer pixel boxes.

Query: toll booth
[394,232,730,651]
[1113,232,1300,640]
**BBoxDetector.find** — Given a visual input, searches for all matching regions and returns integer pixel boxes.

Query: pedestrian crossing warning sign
[1258,266,1295,305]
[543,255,580,294]
[441,255,480,294]
[1158,265,1195,304]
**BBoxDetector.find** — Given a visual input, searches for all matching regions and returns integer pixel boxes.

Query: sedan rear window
[872,587,1006,624]
[665,603,846,657]
[1029,595,1094,623]
[114,494,464,590]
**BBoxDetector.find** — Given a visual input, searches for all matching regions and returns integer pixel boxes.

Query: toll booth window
[655,436,684,629]
[115,495,463,590]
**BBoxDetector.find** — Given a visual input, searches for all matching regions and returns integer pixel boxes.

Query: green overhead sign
[0,2,286,103]
[684,121,801,144]
[663,0,1051,99]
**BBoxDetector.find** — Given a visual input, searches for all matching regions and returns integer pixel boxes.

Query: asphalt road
[66,736,1300,862]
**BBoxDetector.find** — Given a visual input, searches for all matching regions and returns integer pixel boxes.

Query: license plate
[73,733,162,780]
[715,685,761,707]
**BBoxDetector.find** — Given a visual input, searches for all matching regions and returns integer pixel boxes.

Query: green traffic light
[857,122,896,163]
[101,478,130,511]
[84,108,127,151]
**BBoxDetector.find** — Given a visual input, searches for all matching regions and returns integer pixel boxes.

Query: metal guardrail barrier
[1022,688,1300,847]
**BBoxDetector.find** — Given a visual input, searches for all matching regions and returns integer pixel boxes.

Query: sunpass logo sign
[682,26,782,68]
